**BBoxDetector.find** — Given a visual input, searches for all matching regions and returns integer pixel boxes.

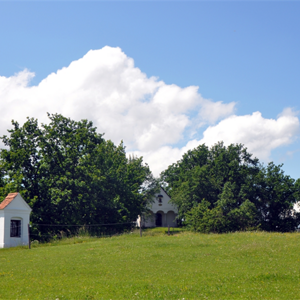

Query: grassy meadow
[0,228,300,299]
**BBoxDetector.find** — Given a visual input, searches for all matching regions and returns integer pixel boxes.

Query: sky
[0,1,300,178]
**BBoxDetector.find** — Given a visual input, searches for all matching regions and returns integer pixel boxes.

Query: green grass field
[0,228,300,299]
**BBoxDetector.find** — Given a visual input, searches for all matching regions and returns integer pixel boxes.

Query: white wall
[166,211,177,227]
[2,210,30,248]
[143,211,155,227]
[147,188,178,214]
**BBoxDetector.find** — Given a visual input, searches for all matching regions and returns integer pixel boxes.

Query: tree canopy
[161,142,300,232]
[1,115,299,235]
[0,114,157,237]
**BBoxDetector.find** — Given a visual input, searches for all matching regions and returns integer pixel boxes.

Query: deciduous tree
[0,114,156,238]
[161,142,300,232]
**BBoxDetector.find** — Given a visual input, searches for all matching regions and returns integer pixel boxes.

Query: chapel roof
[0,193,19,210]
[160,186,171,198]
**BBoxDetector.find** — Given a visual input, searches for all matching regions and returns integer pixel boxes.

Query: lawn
[0,228,300,299]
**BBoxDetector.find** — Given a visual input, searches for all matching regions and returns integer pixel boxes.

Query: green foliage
[185,196,257,234]
[161,142,300,232]
[255,162,300,231]
[0,114,157,238]
[185,200,228,233]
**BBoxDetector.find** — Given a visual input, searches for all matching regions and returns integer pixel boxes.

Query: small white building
[137,187,178,227]
[0,193,32,248]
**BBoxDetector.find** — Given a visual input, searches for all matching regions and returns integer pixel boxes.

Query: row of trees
[0,114,158,237]
[1,114,299,235]
[161,142,300,232]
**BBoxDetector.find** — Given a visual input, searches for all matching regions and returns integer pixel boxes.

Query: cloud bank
[0,46,299,176]
[138,110,299,176]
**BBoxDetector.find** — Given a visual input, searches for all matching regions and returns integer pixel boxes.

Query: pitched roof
[0,193,19,210]
[160,186,171,198]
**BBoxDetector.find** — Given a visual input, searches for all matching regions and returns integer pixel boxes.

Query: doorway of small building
[155,212,162,227]
[166,211,177,227]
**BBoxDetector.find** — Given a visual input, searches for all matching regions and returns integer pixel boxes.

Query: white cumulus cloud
[0,46,299,177]
[0,46,235,152]
[137,109,300,176]
[200,110,300,160]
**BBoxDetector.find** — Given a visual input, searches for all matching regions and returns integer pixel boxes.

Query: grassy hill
[0,228,299,299]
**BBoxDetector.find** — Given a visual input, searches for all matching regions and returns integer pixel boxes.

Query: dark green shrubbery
[161,142,300,233]
[0,114,158,239]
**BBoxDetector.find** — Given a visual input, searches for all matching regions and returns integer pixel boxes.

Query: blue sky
[1,1,300,178]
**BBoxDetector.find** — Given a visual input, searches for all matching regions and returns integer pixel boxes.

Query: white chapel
[137,187,178,227]
[0,193,32,248]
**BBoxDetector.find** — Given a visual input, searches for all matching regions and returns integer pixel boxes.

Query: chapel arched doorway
[166,211,176,227]
[155,212,162,227]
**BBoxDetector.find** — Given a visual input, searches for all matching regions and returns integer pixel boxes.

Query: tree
[161,142,300,232]
[161,142,260,218]
[254,162,300,231]
[0,114,156,238]
[185,200,228,233]
[184,183,258,233]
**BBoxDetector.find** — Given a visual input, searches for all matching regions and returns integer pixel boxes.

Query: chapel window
[10,220,21,238]
[158,195,163,204]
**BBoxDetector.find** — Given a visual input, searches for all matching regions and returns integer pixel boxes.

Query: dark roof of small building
[0,193,19,210]
[160,186,171,198]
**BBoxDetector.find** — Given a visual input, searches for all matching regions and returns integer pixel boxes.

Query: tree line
[0,114,157,238]
[1,114,299,236]
[161,142,300,232]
